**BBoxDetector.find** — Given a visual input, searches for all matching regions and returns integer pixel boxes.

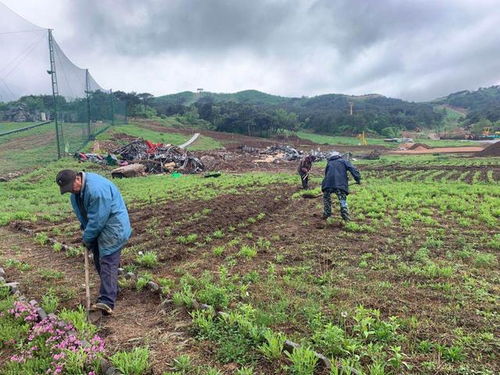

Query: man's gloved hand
[82,240,90,249]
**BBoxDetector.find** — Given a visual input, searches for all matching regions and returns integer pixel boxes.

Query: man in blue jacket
[56,170,132,315]
[321,152,361,221]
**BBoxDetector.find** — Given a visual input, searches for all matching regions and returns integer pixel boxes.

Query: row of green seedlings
[122,235,274,294]
[142,208,267,248]
[174,212,267,246]
[171,264,474,375]
[164,271,361,375]
[31,229,85,257]
[131,213,269,267]
[0,268,152,375]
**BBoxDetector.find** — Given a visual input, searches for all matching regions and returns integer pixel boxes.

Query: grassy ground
[0,153,498,374]
[95,122,222,151]
[0,122,109,176]
[296,131,479,148]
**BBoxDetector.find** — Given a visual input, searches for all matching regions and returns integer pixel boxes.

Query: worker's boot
[340,207,350,222]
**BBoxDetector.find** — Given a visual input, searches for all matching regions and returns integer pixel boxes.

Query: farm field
[0,121,111,176]
[0,143,498,374]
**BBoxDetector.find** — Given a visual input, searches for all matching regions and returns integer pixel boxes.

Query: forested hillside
[434,85,500,125]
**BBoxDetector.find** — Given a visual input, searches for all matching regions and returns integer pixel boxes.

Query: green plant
[34,232,49,245]
[437,344,465,362]
[212,230,224,239]
[52,242,63,252]
[473,252,496,267]
[172,354,192,373]
[238,245,257,258]
[39,269,64,280]
[67,246,84,257]
[258,330,286,360]
[235,366,254,375]
[212,246,225,256]
[177,234,198,244]
[135,251,159,268]
[158,277,174,295]
[205,368,223,375]
[136,272,153,291]
[5,258,31,271]
[41,289,59,313]
[110,347,151,375]
[312,323,348,357]
[285,346,318,375]
[59,306,97,338]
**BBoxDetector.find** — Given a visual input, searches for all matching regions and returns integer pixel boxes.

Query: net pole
[110,89,115,125]
[85,69,92,139]
[48,29,61,158]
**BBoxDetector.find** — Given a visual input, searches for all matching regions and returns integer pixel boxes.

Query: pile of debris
[75,153,119,166]
[357,150,381,160]
[261,145,302,160]
[75,138,205,178]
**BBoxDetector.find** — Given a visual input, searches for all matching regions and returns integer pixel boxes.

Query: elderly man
[56,169,131,315]
[321,152,361,221]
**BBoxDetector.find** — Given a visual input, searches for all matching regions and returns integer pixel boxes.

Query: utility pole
[85,69,92,139]
[349,102,354,116]
[47,29,62,158]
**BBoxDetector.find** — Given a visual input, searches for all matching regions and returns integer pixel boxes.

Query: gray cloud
[1,0,500,101]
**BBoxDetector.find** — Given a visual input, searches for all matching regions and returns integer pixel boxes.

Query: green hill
[432,85,500,124]
[153,89,290,107]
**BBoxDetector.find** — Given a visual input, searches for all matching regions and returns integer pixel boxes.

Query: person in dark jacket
[297,155,315,189]
[321,152,361,221]
[56,170,132,315]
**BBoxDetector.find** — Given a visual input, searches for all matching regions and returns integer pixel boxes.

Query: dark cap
[55,169,77,194]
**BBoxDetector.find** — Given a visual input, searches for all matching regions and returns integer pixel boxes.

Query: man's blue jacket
[70,172,132,257]
[321,155,361,194]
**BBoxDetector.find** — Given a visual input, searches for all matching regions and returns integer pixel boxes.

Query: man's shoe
[322,214,330,220]
[91,302,113,315]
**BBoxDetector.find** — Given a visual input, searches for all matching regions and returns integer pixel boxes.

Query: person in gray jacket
[321,152,361,221]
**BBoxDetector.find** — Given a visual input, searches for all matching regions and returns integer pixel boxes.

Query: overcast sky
[1,0,500,101]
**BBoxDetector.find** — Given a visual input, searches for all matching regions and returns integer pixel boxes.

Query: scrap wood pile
[76,139,205,178]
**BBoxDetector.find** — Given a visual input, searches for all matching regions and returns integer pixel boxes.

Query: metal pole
[48,29,61,158]
[85,69,92,139]
[110,89,115,125]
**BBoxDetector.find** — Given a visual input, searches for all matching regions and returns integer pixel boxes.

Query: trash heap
[75,139,205,178]
[260,145,302,160]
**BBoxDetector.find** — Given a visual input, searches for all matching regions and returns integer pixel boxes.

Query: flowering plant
[6,300,105,375]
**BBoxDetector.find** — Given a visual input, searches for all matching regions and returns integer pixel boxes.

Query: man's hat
[55,169,77,194]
